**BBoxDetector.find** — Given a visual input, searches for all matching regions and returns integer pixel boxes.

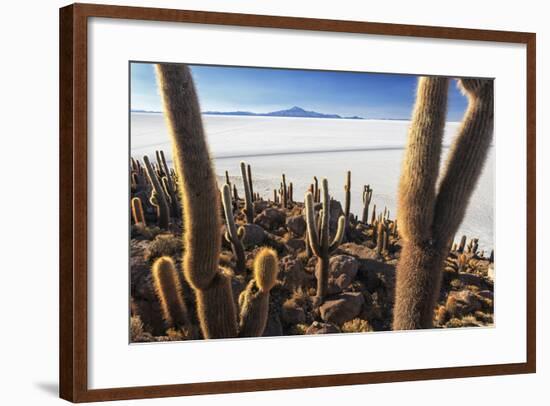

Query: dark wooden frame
[60,3,536,402]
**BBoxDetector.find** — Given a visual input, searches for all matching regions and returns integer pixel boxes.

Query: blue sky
[131,62,468,121]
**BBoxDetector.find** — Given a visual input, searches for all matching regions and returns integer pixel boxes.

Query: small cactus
[313,176,320,203]
[151,256,191,330]
[221,183,246,273]
[247,164,254,202]
[457,235,467,253]
[240,161,254,223]
[282,174,288,208]
[343,170,351,238]
[238,247,279,337]
[225,170,231,188]
[304,178,346,301]
[362,185,373,224]
[131,196,146,226]
[370,204,377,226]
[143,155,170,229]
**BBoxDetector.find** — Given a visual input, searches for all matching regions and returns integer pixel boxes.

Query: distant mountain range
[203,106,363,120]
[131,106,363,120]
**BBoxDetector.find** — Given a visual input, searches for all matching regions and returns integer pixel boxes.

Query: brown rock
[324,255,359,294]
[286,215,307,237]
[319,292,365,325]
[286,238,306,253]
[448,290,482,315]
[305,321,340,335]
[254,208,286,230]
[281,299,306,325]
[280,255,305,290]
[240,223,265,248]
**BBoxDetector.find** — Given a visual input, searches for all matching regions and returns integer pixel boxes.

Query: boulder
[314,199,344,235]
[240,223,265,248]
[315,255,359,295]
[285,238,306,253]
[280,255,305,291]
[254,208,286,230]
[319,292,365,325]
[253,200,269,213]
[286,215,307,237]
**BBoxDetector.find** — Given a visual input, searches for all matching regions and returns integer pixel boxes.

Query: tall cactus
[240,161,254,223]
[221,183,246,273]
[238,247,279,337]
[156,64,238,339]
[304,178,346,301]
[151,256,191,331]
[393,77,494,330]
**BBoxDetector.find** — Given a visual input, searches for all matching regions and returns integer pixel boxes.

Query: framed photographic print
[59,3,536,402]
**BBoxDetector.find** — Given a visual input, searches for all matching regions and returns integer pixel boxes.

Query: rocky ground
[130,197,494,342]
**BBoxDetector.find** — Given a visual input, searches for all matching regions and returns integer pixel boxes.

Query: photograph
[129,62,495,343]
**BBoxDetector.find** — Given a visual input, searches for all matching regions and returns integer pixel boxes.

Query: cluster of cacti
[304,178,346,301]
[393,77,494,330]
[130,149,181,231]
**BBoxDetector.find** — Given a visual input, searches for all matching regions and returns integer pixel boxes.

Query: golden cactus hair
[131,196,146,226]
[238,248,279,337]
[151,256,190,329]
[253,247,279,292]
[393,77,494,330]
[156,63,238,339]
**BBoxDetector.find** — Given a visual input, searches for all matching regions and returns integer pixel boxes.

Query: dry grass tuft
[341,318,372,333]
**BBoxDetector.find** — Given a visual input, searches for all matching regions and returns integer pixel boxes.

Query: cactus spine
[151,256,191,330]
[393,77,494,330]
[304,178,346,300]
[131,196,146,226]
[221,183,246,273]
[143,155,170,229]
[156,64,238,339]
[238,247,279,337]
[240,161,254,223]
